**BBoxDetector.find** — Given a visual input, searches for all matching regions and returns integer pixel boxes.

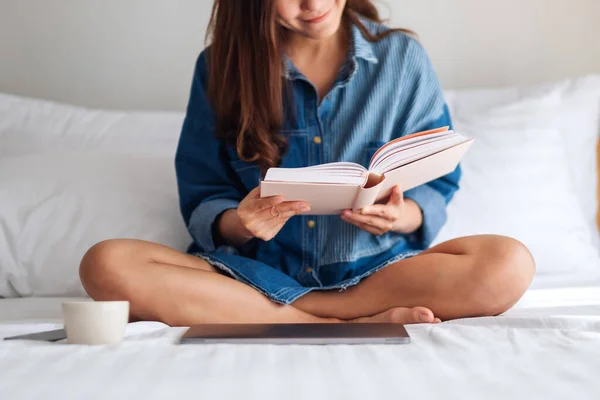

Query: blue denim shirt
[175,19,461,300]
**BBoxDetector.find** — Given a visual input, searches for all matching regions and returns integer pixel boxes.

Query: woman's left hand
[341,185,414,236]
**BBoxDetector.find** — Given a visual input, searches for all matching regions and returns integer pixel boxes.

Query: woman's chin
[295,24,342,41]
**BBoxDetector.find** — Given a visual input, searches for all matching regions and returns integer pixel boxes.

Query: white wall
[0,0,599,111]
[393,0,600,89]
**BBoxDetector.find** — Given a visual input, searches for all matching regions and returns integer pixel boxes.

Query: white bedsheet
[511,272,600,311]
[1,286,600,400]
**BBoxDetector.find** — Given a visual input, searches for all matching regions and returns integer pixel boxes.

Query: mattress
[1,278,600,400]
[510,271,600,312]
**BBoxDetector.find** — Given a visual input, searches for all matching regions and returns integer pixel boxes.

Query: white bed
[1,289,600,400]
[1,72,600,399]
[2,273,600,399]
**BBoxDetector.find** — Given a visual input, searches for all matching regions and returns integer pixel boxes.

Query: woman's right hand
[236,187,311,241]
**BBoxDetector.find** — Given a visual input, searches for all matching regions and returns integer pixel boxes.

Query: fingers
[360,186,403,220]
[246,188,313,216]
[262,201,310,219]
[239,187,312,241]
[243,216,280,241]
[249,194,286,213]
[243,201,311,241]
[354,222,387,236]
[256,202,310,224]
[247,186,261,199]
[341,210,394,236]
[360,204,396,221]
[250,211,303,241]
[277,205,311,219]
[343,186,404,235]
[388,185,403,206]
[342,210,394,230]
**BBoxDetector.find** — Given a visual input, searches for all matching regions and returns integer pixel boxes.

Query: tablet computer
[179,323,410,345]
[4,328,66,342]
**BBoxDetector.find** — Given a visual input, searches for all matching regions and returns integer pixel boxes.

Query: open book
[260,127,474,215]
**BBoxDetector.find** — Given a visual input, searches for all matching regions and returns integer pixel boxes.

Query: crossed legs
[79,235,535,326]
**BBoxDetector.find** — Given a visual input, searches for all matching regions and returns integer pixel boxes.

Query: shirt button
[306,267,314,273]
[307,220,316,229]
[313,136,322,145]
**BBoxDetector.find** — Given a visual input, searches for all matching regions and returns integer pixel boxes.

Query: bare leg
[80,240,337,326]
[80,240,434,326]
[294,235,536,321]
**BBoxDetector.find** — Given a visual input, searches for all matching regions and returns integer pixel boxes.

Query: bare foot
[349,306,438,324]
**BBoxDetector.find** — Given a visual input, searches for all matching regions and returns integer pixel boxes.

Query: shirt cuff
[403,185,448,249]
[188,198,240,253]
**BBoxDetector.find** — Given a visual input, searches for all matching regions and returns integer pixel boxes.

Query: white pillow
[445,75,600,240]
[0,93,190,297]
[436,84,600,275]
[0,92,183,158]
[0,152,191,297]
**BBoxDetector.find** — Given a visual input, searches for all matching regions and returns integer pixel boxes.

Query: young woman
[80,0,535,326]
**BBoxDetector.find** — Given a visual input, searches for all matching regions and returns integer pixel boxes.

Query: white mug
[62,301,130,345]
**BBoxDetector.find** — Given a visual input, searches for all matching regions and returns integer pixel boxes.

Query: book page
[370,134,459,171]
[372,135,468,175]
[374,140,474,203]
[369,126,450,168]
[264,162,367,185]
[303,162,366,172]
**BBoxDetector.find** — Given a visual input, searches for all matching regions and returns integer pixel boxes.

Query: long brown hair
[206,1,413,173]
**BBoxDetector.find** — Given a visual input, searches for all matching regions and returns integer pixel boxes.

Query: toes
[349,307,439,325]
[378,307,431,324]
[411,307,434,323]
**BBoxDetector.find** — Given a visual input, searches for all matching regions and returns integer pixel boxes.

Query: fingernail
[296,203,308,210]
[300,206,311,213]
[420,313,431,322]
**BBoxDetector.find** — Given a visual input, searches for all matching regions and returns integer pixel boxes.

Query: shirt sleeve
[175,51,246,253]
[394,39,462,249]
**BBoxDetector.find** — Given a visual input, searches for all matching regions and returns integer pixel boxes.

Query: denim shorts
[193,247,422,305]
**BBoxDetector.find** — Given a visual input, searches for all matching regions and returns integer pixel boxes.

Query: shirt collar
[350,20,379,64]
[283,19,379,80]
